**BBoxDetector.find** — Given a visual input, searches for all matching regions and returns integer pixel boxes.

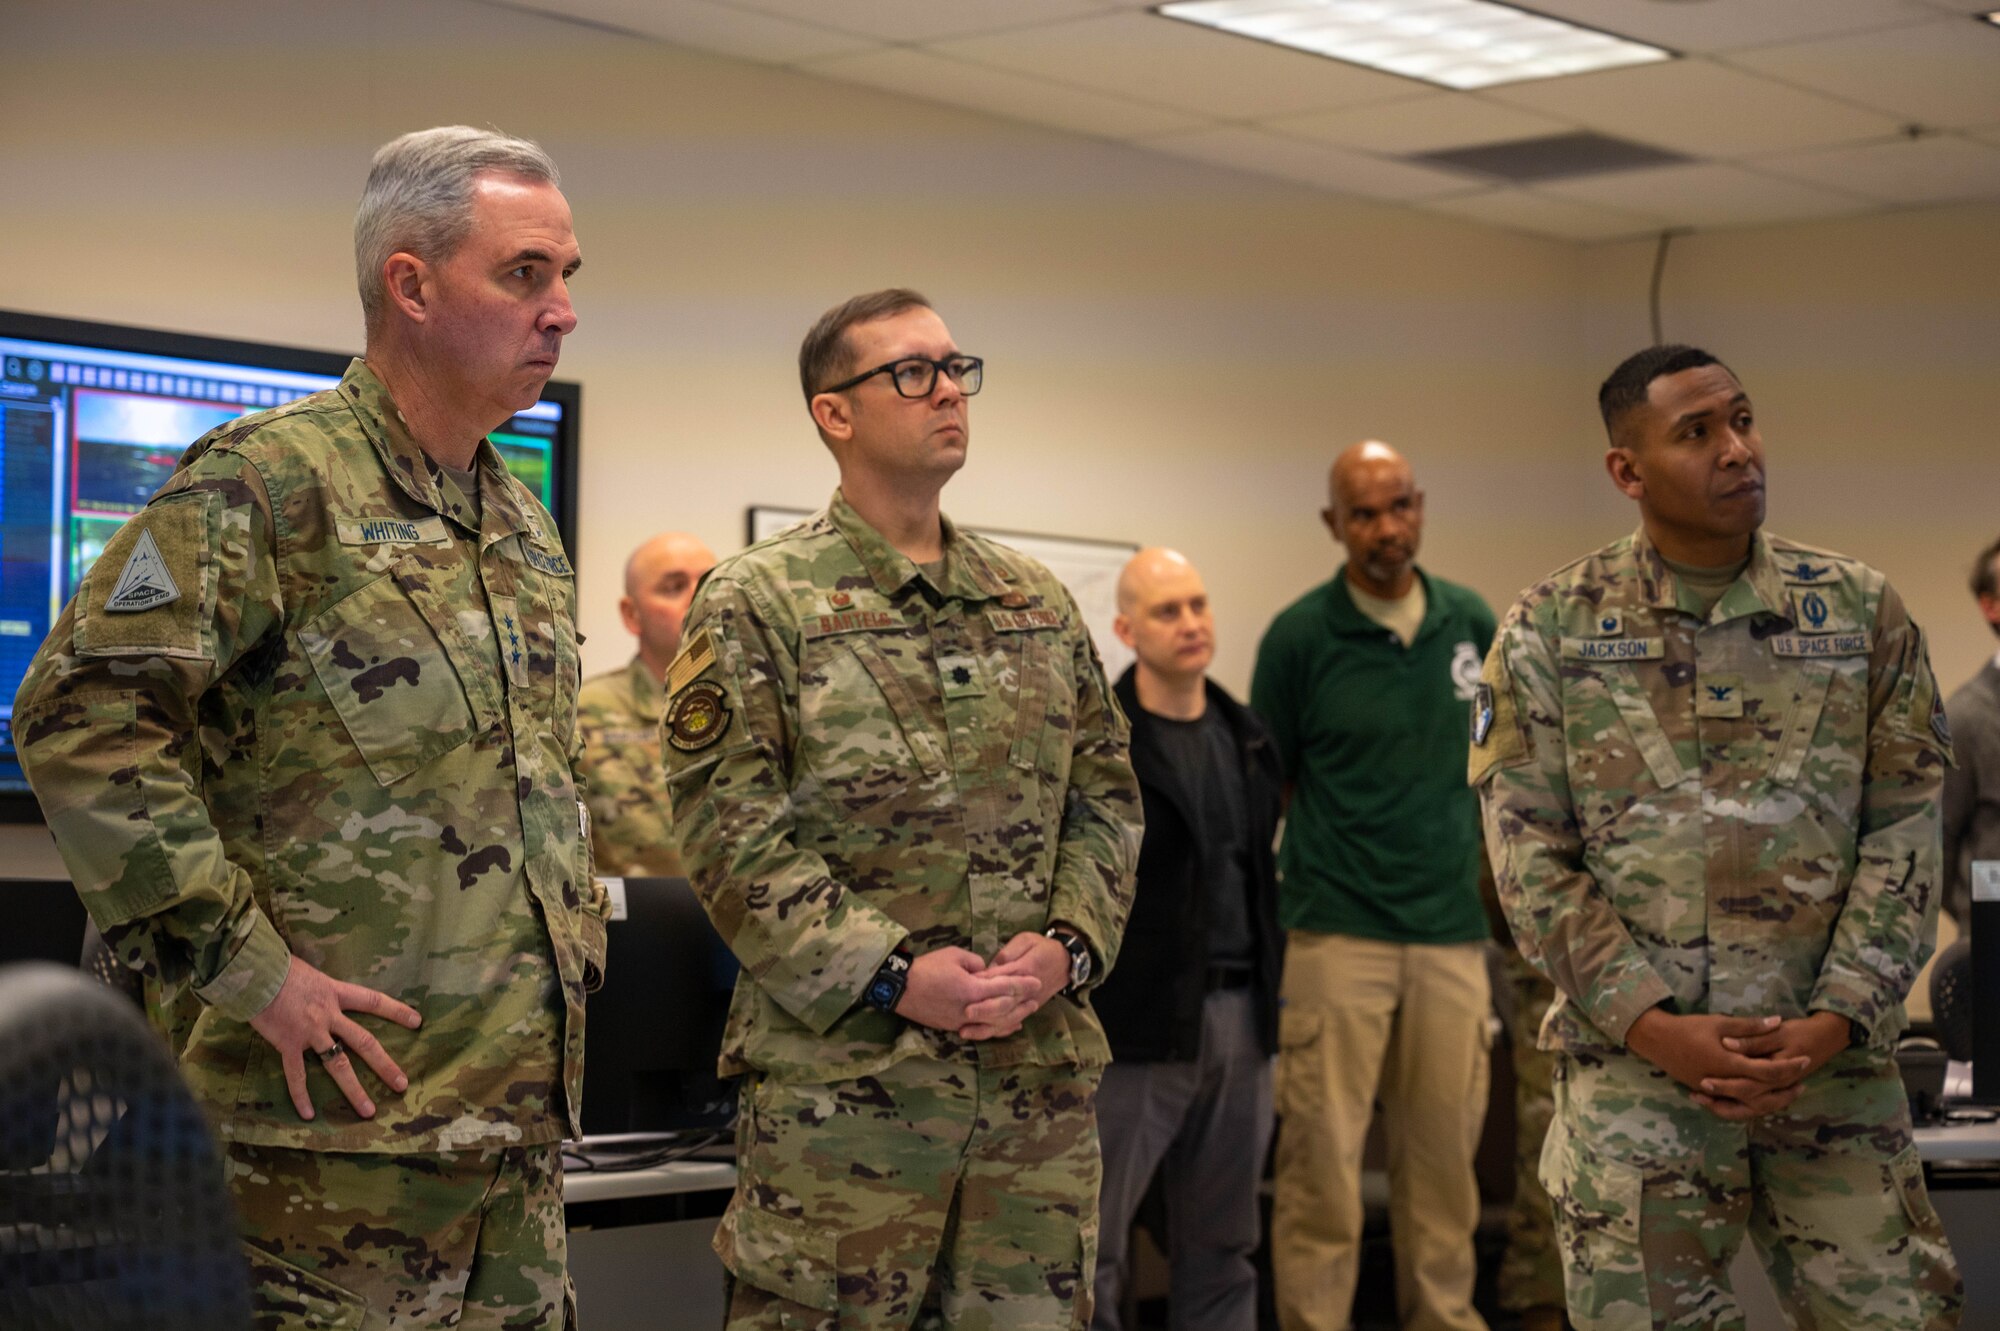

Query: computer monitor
[0,309,582,817]
[578,877,740,1137]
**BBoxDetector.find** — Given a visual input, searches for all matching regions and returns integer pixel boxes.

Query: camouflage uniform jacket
[577,655,681,877]
[1473,527,1950,1056]
[14,359,608,1152]
[660,491,1142,1084]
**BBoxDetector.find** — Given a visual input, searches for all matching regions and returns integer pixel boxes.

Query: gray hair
[354,126,560,328]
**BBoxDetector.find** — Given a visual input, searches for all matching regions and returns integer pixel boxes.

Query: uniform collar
[338,358,537,546]
[1628,525,1786,624]
[827,489,1010,603]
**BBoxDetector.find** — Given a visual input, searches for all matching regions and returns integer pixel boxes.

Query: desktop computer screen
[0,310,581,811]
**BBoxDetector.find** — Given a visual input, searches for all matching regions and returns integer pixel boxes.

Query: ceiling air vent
[1410,131,1692,183]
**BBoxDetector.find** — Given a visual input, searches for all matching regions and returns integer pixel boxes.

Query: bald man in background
[1092,548,1284,1331]
[1253,442,1496,1331]
[577,531,717,876]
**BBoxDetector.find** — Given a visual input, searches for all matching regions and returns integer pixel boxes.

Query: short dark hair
[1973,534,2000,615]
[798,288,932,402]
[1597,344,1733,443]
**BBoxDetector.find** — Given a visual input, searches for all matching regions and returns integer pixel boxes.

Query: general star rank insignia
[666,680,731,752]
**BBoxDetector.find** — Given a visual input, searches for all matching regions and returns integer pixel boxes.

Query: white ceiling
[507,0,2000,243]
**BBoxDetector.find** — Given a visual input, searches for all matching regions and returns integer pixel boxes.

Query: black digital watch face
[868,978,897,1009]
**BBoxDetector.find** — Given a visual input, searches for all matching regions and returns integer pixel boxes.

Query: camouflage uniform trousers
[718,1055,1102,1331]
[1496,948,1564,1315]
[225,1141,574,1330]
[1541,1046,1961,1331]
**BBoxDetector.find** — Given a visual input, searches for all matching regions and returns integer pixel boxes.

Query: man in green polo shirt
[1253,440,1496,1331]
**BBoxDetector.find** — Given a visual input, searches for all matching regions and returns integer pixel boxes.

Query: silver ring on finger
[317,1039,348,1063]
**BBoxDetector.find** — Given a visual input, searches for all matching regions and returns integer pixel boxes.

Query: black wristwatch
[1046,926,1092,996]
[864,945,914,1013]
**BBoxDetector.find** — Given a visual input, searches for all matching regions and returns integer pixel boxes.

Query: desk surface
[1917,1115,2000,1164]
[563,1158,735,1205]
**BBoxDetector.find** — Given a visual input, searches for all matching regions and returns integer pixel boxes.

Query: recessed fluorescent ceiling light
[1154,0,1674,90]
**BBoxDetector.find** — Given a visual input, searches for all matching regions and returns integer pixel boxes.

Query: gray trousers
[1091,986,1275,1331]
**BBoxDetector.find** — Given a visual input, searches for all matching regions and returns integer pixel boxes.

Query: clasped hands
[893,933,1073,1041]
[1625,1007,1853,1121]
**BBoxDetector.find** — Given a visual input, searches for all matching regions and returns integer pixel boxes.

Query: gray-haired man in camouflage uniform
[15,126,605,1329]
[660,288,1142,1330]
[1474,344,1961,1330]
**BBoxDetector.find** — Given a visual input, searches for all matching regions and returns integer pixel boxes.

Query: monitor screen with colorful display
[0,309,580,812]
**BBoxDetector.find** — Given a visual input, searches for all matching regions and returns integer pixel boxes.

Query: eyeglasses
[820,354,984,399]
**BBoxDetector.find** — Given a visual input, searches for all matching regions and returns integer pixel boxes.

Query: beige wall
[3,0,1995,876]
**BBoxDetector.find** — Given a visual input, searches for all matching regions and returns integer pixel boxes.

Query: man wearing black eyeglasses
[660,288,1143,1330]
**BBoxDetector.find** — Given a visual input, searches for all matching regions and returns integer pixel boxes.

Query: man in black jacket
[1091,547,1285,1331]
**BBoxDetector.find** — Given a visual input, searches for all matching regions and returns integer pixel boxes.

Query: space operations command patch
[104,529,181,612]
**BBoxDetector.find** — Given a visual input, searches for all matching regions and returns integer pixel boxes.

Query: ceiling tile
[726,0,1128,44]
[1271,94,1578,155]
[1516,0,1943,54]
[1538,162,1876,229]
[932,11,1420,120]
[1730,18,2000,128]
[1142,127,1482,200]
[1759,134,2000,202]
[1487,59,1903,158]
[1420,189,1660,242]
[519,0,873,62]
[801,46,1208,140]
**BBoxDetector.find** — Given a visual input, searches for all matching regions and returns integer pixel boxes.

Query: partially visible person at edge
[1942,534,2000,933]
[15,125,605,1328]
[577,529,717,877]
[1474,343,1961,1330]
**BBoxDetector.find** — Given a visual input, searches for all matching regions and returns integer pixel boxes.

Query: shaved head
[1323,439,1423,599]
[624,531,714,600]
[1329,440,1411,507]
[1117,546,1198,614]
[621,531,718,679]
[1114,546,1214,694]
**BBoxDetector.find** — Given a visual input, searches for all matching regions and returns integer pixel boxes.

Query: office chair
[1931,938,1974,1065]
[0,961,249,1331]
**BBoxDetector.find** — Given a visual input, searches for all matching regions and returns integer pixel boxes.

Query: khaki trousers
[1271,932,1491,1331]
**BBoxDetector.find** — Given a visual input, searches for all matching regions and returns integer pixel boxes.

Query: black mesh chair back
[1930,937,1974,1064]
[0,961,250,1331]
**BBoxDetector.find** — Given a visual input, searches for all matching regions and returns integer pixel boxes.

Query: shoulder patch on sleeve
[74,492,219,660]
[668,625,719,695]
[1468,644,1529,787]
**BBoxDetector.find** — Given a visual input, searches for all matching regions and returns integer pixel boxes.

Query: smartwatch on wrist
[1045,926,1092,996]
[865,945,914,1013]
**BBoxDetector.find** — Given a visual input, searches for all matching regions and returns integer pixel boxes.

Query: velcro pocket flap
[716,1197,839,1313]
